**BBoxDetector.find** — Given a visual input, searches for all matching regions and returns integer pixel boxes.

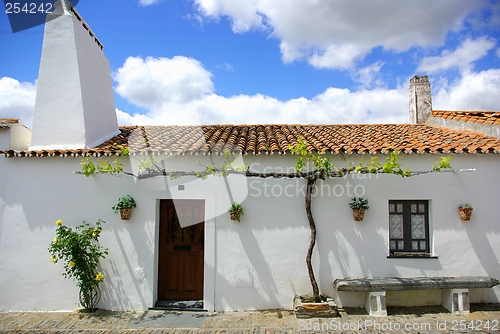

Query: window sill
[387,252,438,259]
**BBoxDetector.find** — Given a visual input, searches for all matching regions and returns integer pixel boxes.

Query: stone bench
[333,276,499,316]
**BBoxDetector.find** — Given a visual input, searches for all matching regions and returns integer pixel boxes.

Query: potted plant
[459,203,473,221]
[112,195,136,220]
[349,197,370,221]
[228,202,244,222]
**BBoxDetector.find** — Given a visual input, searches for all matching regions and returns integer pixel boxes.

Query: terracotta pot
[459,207,473,221]
[120,207,132,220]
[229,211,240,221]
[352,208,365,221]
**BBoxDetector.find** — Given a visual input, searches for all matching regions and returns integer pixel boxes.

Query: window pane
[398,240,404,249]
[418,204,425,213]
[389,204,395,213]
[390,214,403,238]
[390,240,396,249]
[411,214,425,239]
[396,203,403,212]
[420,241,426,250]
[412,241,418,250]
[411,204,417,213]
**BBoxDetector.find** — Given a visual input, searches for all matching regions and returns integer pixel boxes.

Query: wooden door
[158,199,204,300]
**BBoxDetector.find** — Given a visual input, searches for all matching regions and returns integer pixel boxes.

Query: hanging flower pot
[228,202,244,222]
[349,197,369,222]
[112,195,136,220]
[352,208,366,221]
[459,204,473,221]
[119,207,132,220]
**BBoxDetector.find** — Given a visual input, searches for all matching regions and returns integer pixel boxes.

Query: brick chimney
[30,0,119,150]
[409,75,432,124]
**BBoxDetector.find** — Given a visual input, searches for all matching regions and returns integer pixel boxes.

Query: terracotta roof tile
[0,118,20,128]
[2,123,500,158]
[432,110,500,125]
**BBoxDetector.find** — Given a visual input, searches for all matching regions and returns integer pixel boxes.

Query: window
[389,200,430,256]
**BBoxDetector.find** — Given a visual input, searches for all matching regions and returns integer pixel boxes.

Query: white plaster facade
[0,152,499,311]
[1,0,499,313]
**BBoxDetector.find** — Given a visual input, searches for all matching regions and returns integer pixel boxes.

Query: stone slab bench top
[334,276,499,292]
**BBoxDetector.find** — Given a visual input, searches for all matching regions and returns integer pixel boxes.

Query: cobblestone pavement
[1,304,500,333]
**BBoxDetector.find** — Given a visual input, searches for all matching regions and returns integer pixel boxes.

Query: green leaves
[289,138,451,179]
[289,137,334,179]
[112,195,137,213]
[195,149,248,179]
[80,158,124,177]
[432,156,452,171]
[48,219,108,310]
[349,197,370,210]
[80,158,96,177]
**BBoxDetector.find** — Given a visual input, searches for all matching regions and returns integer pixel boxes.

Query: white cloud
[496,47,500,58]
[417,37,496,73]
[307,43,369,70]
[216,63,234,72]
[114,56,409,125]
[114,56,214,108]
[118,88,409,126]
[0,77,36,128]
[351,61,385,88]
[433,69,500,110]
[138,0,163,6]
[194,0,486,69]
[194,0,264,32]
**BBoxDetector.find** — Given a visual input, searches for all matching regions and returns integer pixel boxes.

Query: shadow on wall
[100,260,134,311]
[100,225,155,310]
[464,209,500,286]
[236,227,280,309]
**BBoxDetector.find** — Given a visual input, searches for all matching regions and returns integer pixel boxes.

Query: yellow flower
[55,220,63,226]
[92,232,97,237]
[53,237,58,243]
[50,256,57,263]
[69,261,75,267]
[95,272,104,282]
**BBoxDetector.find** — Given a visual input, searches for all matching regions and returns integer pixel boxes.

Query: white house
[1,0,500,313]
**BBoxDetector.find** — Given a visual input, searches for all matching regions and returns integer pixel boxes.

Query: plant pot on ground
[349,197,370,221]
[293,295,338,318]
[459,204,473,221]
[112,195,136,220]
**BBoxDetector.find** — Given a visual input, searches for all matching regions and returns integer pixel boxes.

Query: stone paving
[1,304,500,333]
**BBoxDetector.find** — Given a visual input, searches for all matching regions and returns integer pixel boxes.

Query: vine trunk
[305,177,320,302]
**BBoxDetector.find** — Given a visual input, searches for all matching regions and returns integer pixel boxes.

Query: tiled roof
[2,124,500,158]
[432,111,500,125]
[0,118,20,128]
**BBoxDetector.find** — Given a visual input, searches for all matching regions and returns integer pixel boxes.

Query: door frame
[153,189,216,312]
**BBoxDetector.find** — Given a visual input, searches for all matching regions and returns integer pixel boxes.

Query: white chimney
[30,0,119,150]
[409,75,432,124]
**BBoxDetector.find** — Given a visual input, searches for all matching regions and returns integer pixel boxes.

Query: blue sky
[1,0,499,128]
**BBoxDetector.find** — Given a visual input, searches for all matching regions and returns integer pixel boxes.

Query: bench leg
[442,289,470,314]
[365,291,387,316]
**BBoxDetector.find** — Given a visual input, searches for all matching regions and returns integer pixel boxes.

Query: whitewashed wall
[0,152,499,311]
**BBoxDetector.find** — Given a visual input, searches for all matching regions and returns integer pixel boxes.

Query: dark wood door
[158,199,204,300]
